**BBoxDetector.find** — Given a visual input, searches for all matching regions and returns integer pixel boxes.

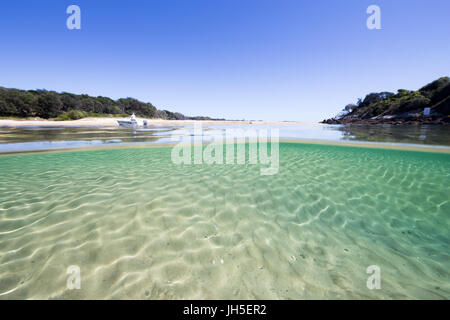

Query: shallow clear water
[0,143,449,299]
[0,123,449,153]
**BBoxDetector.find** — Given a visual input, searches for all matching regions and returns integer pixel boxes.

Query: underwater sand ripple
[0,143,449,299]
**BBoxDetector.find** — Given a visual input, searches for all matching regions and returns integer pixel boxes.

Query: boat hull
[117,120,147,127]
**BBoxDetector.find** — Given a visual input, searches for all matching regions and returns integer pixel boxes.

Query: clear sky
[0,0,449,121]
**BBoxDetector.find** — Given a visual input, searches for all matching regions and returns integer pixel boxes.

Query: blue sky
[0,0,449,121]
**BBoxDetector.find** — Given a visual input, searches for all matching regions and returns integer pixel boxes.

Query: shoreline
[321,118,449,125]
[0,117,316,128]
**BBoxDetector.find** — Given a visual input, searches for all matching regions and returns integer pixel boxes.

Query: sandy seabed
[0,143,448,299]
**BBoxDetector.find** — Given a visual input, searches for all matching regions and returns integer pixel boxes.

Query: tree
[36,92,62,118]
[0,86,203,120]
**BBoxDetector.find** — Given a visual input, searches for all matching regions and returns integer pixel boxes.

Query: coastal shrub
[109,105,124,114]
[35,92,62,118]
[164,110,185,120]
[397,89,410,97]
[333,76,450,121]
[431,82,450,104]
[55,110,87,121]
[419,77,449,94]
[155,109,168,119]
[0,86,205,120]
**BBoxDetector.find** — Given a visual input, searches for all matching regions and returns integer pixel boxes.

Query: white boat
[117,113,147,127]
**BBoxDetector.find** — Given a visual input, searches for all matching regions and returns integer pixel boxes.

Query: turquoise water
[0,142,448,299]
[0,124,449,154]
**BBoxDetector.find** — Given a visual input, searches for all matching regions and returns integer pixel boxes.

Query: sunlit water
[0,124,449,299]
[0,123,449,153]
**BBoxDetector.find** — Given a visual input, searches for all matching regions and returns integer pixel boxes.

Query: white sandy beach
[0,117,315,128]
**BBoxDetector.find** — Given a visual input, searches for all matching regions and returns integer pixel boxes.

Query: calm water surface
[0,123,449,153]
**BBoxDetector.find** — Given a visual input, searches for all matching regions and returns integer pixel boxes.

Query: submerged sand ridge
[0,143,449,299]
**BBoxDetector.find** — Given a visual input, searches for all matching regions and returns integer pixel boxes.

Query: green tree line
[329,77,450,121]
[0,87,211,120]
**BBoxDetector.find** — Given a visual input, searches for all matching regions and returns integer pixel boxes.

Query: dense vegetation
[323,77,450,124]
[0,87,212,120]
